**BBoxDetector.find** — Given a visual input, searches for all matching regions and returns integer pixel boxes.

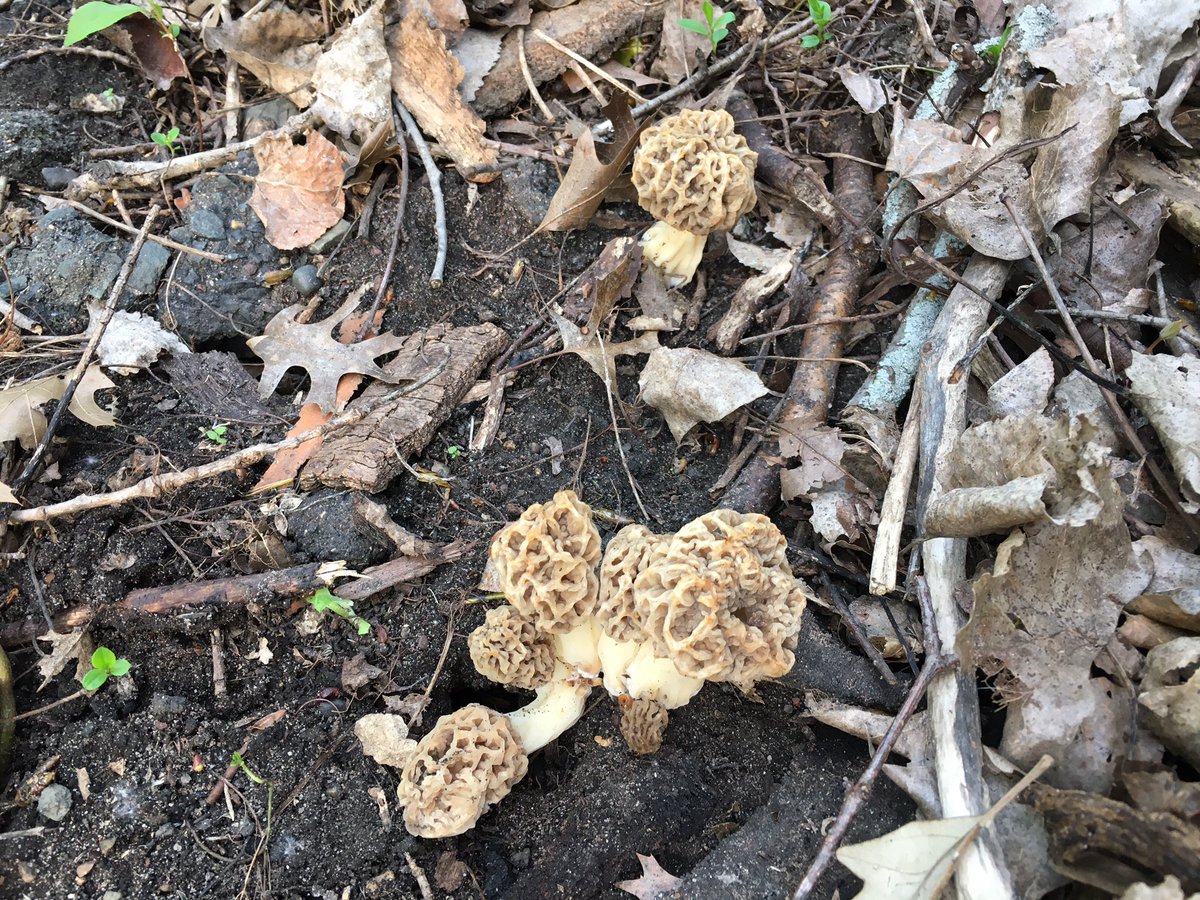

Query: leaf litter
[5,0,1200,897]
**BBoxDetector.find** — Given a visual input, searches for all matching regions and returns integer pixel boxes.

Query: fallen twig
[5,360,449,526]
[9,206,161,498]
[792,577,954,898]
[597,336,651,522]
[724,113,877,512]
[394,99,446,288]
[36,196,226,262]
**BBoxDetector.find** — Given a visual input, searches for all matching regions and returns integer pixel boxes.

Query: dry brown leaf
[434,851,470,891]
[1126,352,1200,506]
[553,314,660,388]
[778,424,847,498]
[637,346,767,442]
[387,10,498,183]
[615,853,682,900]
[651,0,717,82]
[207,8,323,107]
[311,1,392,141]
[106,14,187,90]
[0,480,15,503]
[540,97,648,231]
[453,28,505,102]
[0,364,116,449]
[835,66,887,113]
[341,652,383,691]
[402,0,469,38]
[987,347,1053,419]
[35,630,93,691]
[250,129,345,250]
[1139,637,1200,770]
[246,293,408,413]
[1127,537,1200,632]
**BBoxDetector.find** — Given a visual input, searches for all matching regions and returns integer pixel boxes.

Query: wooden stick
[531,27,646,105]
[39,196,226,262]
[868,377,922,595]
[394,99,447,288]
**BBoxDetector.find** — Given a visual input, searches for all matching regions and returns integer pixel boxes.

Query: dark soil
[0,23,913,900]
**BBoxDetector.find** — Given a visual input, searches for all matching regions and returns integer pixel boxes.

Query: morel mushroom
[596,510,811,753]
[631,108,758,285]
[396,704,528,838]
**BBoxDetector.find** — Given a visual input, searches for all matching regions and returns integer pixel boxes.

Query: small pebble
[37,784,72,822]
[188,209,226,240]
[292,264,322,299]
[41,166,78,190]
[102,892,123,900]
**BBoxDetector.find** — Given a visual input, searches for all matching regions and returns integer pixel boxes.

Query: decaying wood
[1030,785,1200,895]
[473,0,666,116]
[727,91,839,231]
[301,323,508,491]
[916,255,1017,900]
[0,544,467,647]
[387,11,498,183]
[724,113,877,513]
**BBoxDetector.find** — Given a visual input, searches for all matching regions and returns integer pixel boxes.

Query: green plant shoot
[801,0,835,48]
[679,0,736,57]
[307,587,372,636]
[446,444,464,460]
[202,423,228,445]
[64,1,144,46]
[612,36,644,68]
[979,25,1012,64]
[82,646,132,691]
[152,126,181,156]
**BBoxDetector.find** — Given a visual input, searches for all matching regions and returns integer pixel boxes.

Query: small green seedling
[679,0,736,57]
[801,0,836,48]
[201,422,228,446]
[612,36,644,68]
[231,751,268,785]
[307,587,372,636]
[63,0,179,47]
[979,25,1012,64]
[82,646,132,691]
[446,444,464,460]
[152,126,181,156]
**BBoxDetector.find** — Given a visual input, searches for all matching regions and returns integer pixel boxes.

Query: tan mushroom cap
[469,606,556,691]
[635,509,809,691]
[397,704,529,838]
[631,109,758,237]
[618,696,669,755]
[595,524,669,642]
[490,490,602,634]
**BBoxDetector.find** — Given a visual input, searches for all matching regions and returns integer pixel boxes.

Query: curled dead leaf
[249,129,346,250]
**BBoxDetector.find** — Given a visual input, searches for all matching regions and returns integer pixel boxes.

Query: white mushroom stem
[505,663,592,753]
[610,641,704,710]
[597,631,640,696]
[555,618,602,677]
[641,220,706,286]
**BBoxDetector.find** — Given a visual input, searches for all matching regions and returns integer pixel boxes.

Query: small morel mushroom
[396,704,528,838]
[631,108,758,285]
[468,606,556,691]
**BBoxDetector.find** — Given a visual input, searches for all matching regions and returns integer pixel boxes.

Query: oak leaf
[249,129,345,250]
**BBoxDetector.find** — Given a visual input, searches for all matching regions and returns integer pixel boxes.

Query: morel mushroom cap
[596,524,668,643]
[631,109,758,284]
[618,696,670,755]
[635,509,809,692]
[469,606,556,691]
[490,489,602,634]
[397,704,528,838]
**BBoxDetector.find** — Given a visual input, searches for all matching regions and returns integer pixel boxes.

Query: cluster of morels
[395,491,812,838]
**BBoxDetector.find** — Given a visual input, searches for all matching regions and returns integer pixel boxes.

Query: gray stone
[37,784,72,822]
[102,892,124,900]
[188,209,226,240]
[6,209,124,333]
[292,264,322,299]
[307,218,351,254]
[41,166,78,190]
[149,693,187,718]
[502,157,559,226]
[127,241,172,296]
[0,109,60,184]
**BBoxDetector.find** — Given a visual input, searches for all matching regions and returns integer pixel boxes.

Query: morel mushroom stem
[556,618,602,677]
[597,631,641,696]
[641,221,707,286]
[622,643,705,708]
[506,665,592,753]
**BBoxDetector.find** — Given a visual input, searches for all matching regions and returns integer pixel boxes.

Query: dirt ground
[0,23,915,900]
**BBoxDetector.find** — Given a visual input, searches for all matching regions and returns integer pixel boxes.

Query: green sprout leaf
[702,0,714,24]
[91,646,117,670]
[64,1,145,47]
[308,588,372,637]
[82,645,132,692]
[678,17,709,35]
[801,34,820,47]
[980,25,1012,64]
[1160,319,1184,341]
[713,10,735,28]
[612,36,643,67]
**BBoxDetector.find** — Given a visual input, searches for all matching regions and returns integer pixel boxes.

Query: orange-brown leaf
[250,129,345,250]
